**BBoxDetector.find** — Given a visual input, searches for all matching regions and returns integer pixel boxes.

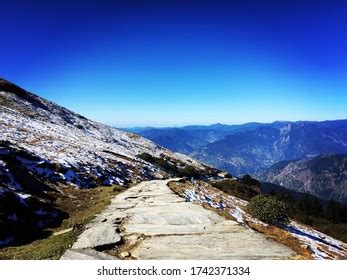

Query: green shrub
[75,124,84,129]
[297,194,323,216]
[137,153,156,163]
[137,153,177,174]
[176,165,200,179]
[239,174,261,188]
[211,178,260,201]
[247,194,290,224]
[137,153,201,178]
[325,200,346,224]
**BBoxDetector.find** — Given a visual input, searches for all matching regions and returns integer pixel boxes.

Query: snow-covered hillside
[0,78,211,247]
[182,181,347,260]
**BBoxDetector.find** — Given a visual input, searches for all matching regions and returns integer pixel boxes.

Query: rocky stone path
[61,179,296,260]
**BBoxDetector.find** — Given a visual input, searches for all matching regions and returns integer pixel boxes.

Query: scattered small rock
[53,228,73,236]
[120,251,130,258]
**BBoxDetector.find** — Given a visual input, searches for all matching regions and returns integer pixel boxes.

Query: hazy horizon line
[115,118,347,129]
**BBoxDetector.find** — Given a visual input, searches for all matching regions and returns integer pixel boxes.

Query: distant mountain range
[259,154,347,204]
[128,120,347,175]
[128,120,347,204]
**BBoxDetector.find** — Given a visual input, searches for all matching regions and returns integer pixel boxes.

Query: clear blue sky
[1,0,347,127]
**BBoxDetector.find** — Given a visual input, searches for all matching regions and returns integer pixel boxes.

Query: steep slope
[258,154,347,204]
[0,78,212,247]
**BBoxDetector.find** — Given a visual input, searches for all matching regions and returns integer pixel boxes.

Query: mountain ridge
[0,78,214,247]
[131,120,347,175]
[258,154,347,204]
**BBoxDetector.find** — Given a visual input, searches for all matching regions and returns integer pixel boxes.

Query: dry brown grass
[127,133,141,140]
[248,222,312,259]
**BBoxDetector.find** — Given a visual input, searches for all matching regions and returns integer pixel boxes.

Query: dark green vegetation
[247,195,290,225]
[261,182,347,242]
[265,185,347,226]
[211,176,261,201]
[325,200,347,224]
[210,175,347,242]
[137,152,216,179]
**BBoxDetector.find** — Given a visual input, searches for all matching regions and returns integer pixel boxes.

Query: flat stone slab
[131,232,295,260]
[60,249,119,260]
[72,225,121,249]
